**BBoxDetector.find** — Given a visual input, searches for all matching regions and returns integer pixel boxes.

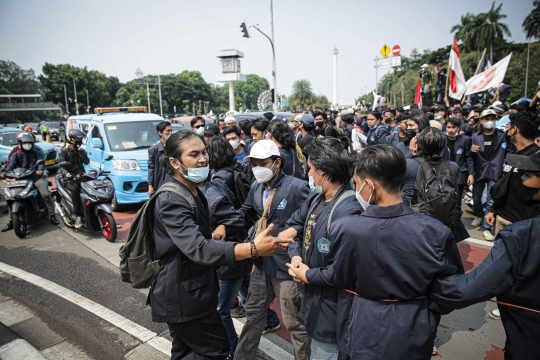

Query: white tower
[332,45,339,107]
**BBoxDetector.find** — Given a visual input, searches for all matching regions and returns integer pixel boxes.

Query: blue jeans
[239,273,280,326]
[472,179,496,231]
[311,339,339,360]
[218,277,243,355]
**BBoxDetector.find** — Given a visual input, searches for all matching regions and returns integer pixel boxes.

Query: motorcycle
[54,155,117,242]
[4,159,48,238]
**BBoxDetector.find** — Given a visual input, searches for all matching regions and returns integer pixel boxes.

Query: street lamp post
[85,89,90,114]
[135,68,163,116]
[53,83,69,117]
[53,70,78,115]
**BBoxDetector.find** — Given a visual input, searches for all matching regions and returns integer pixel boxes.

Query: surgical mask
[434,116,442,121]
[229,140,241,149]
[252,161,277,184]
[356,179,374,210]
[178,161,209,183]
[195,127,205,136]
[308,170,325,194]
[264,132,271,140]
[22,143,33,151]
[447,133,457,139]
[483,121,495,130]
[163,134,170,141]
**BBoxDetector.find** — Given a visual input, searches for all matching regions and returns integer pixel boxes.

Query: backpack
[222,162,252,209]
[410,157,462,229]
[119,182,198,289]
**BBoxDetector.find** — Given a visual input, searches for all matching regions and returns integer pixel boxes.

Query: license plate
[6,180,27,187]
[92,180,105,188]
[45,159,55,166]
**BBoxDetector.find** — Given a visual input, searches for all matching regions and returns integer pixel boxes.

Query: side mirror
[91,138,104,149]
[59,161,71,167]
[36,159,45,166]
[105,155,114,161]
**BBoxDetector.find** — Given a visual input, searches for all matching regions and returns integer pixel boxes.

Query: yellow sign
[380,44,390,58]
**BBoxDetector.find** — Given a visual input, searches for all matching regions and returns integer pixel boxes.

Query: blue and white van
[81,107,164,210]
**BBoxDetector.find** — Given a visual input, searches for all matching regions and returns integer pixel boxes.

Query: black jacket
[148,141,166,190]
[58,147,89,177]
[366,124,389,146]
[445,135,474,184]
[149,175,238,323]
[279,147,302,179]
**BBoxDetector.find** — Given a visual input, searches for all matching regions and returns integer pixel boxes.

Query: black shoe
[1,221,13,232]
[262,323,280,334]
[230,307,246,318]
[75,216,83,229]
[230,298,240,310]
[50,214,60,226]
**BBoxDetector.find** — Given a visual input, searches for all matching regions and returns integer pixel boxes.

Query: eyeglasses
[194,124,205,129]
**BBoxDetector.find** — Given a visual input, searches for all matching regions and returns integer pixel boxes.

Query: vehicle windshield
[44,122,60,128]
[0,131,23,146]
[103,120,162,151]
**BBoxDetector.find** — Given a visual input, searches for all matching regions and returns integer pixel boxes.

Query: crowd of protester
[144,90,540,360]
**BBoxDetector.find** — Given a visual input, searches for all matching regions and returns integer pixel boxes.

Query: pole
[460,48,487,104]
[525,38,530,97]
[146,81,151,113]
[270,0,277,112]
[374,56,379,94]
[85,89,90,114]
[332,45,339,107]
[158,75,163,117]
[63,85,68,115]
[228,81,235,113]
[401,83,404,107]
[71,74,78,115]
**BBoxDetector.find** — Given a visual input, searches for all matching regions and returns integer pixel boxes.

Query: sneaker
[1,221,13,232]
[483,230,495,241]
[471,217,483,227]
[75,216,83,229]
[225,354,234,360]
[50,214,60,226]
[262,323,280,334]
[230,298,240,310]
[231,307,246,318]
[489,308,501,320]
[432,345,438,356]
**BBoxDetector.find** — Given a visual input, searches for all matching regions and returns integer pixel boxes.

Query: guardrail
[0,102,61,111]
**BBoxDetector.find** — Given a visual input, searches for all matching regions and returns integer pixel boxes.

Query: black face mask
[316,121,325,128]
[405,129,417,140]
[505,128,515,143]
[514,183,540,206]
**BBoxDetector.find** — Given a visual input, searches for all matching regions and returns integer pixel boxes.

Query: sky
[0,0,534,107]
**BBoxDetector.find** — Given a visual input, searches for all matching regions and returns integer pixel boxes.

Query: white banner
[465,54,512,96]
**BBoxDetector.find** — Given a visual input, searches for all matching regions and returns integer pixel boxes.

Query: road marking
[463,237,494,249]
[0,262,171,357]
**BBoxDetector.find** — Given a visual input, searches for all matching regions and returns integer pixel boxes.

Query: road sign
[381,58,391,69]
[281,99,288,106]
[380,44,390,58]
[392,56,402,67]
[392,45,401,56]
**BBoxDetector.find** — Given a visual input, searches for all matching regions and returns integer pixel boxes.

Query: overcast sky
[0,0,533,105]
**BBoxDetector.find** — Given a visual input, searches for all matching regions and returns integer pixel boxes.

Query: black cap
[506,151,540,172]
[203,123,220,135]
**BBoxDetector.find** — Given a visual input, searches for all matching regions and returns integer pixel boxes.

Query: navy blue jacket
[445,135,474,184]
[148,141,167,190]
[382,132,406,146]
[471,130,507,181]
[366,124,389,146]
[241,171,309,279]
[312,203,463,358]
[287,184,363,343]
[279,147,302,179]
[6,148,45,181]
[429,215,540,360]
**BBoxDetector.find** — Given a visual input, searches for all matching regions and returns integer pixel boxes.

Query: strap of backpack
[290,149,296,176]
[152,182,198,223]
[411,157,426,205]
[326,190,355,235]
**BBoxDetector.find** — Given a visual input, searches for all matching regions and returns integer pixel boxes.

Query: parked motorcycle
[4,159,48,238]
[54,155,117,242]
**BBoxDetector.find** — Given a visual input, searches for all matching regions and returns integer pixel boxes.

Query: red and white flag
[448,35,466,100]
[464,54,512,95]
[414,78,422,108]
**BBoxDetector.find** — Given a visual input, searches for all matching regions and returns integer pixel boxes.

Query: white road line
[463,237,494,249]
[0,262,171,357]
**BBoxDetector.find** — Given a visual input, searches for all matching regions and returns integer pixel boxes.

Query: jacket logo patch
[456,148,463,155]
[318,238,330,253]
[502,142,506,149]
[277,198,287,210]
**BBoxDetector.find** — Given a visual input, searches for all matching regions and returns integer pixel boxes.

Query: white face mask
[22,143,33,151]
[229,140,241,150]
[252,161,277,184]
[356,179,374,210]
[483,121,495,129]
[162,134,170,141]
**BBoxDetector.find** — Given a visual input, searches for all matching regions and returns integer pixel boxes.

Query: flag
[448,36,466,100]
[465,54,512,96]
[476,49,490,74]
[414,78,422,107]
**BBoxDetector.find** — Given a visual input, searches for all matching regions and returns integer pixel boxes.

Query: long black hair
[206,136,236,171]
[268,120,296,150]
[304,137,353,184]
[159,130,201,175]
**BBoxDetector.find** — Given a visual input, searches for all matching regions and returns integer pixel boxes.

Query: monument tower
[332,45,339,107]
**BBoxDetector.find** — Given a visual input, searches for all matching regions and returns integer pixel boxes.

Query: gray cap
[506,151,540,172]
[298,114,315,125]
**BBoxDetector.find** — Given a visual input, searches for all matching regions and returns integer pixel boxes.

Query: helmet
[18,132,35,150]
[24,125,33,132]
[67,128,87,148]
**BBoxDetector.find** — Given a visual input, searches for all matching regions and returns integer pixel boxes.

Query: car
[84,107,164,210]
[171,123,189,133]
[38,121,66,142]
[171,116,213,128]
[0,128,59,170]
[226,111,294,123]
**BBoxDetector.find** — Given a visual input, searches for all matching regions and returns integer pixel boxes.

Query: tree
[231,74,269,110]
[523,0,540,40]
[451,13,485,52]
[290,79,314,109]
[312,94,330,109]
[478,2,511,63]
[0,60,40,95]
[410,48,420,59]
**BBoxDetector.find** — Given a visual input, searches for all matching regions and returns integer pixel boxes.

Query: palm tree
[290,79,314,109]
[523,0,540,40]
[451,13,486,52]
[312,94,330,109]
[478,2,511,64]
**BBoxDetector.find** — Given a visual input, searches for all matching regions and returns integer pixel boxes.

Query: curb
[0,321,47,360]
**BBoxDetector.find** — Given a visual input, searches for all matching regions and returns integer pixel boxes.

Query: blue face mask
[308,170,325,194]
[178,161,209,184]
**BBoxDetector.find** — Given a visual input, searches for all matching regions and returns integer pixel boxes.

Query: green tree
[478,2,511,63]
[290,79,314,109]
[451,13,485,53]
[523,0,540,40]
[232,74,270,110]
[0,60,40,94]
[312,94,330,108]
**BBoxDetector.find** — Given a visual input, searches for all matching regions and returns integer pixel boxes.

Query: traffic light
[270,89,275,101]
[240,22,250,38]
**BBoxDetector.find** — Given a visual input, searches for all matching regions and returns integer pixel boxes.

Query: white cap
[347,108,354,114]
[224,115,236,123]
[243,140,280,161]
[421,63,428,68]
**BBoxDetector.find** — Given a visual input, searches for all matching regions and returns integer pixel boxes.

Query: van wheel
[13,213,27,238]
[111,194,122,212]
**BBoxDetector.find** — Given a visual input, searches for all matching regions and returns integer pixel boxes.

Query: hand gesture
[467,175,475,186]
[285,262,310,284]
[409,136,418,156]
[212,225,226,240]
[485,212,495,226]
[253,224,294,256]
[471,144,480,153]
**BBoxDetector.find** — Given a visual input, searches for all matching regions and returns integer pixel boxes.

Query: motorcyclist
[58,129,90,228]
[2,133,59,232]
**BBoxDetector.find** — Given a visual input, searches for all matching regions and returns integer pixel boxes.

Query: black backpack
[223,162,252,209]
[410,157,462,229]
[119,182,197,289]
